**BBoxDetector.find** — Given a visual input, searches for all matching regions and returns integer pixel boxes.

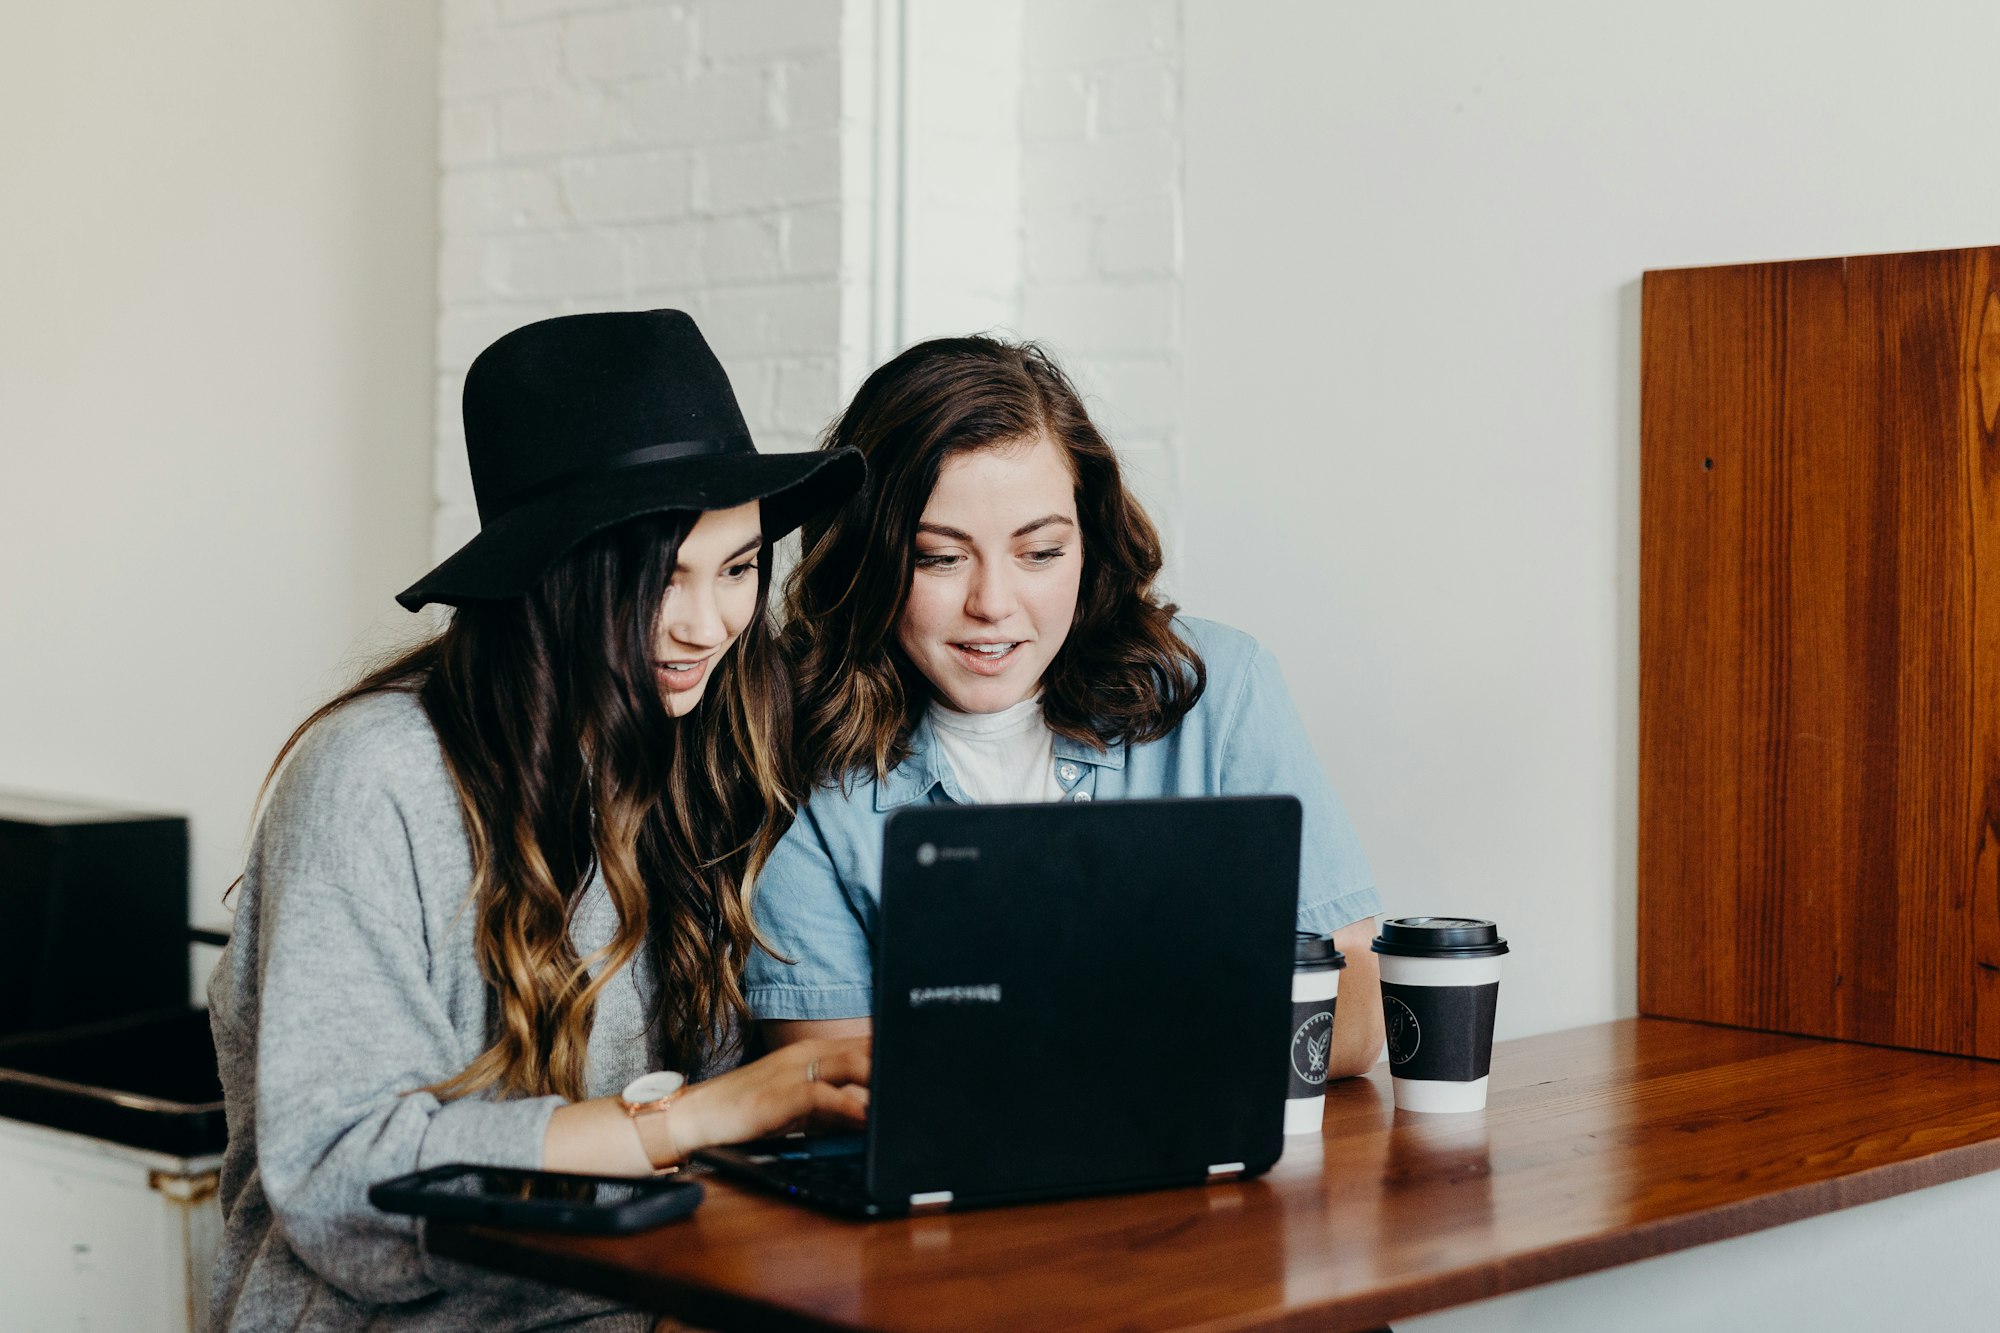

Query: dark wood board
[430,1019,2000,1331]
[1640,245,2000,1058]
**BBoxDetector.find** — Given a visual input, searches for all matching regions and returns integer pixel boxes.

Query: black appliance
[0,790,189,1038]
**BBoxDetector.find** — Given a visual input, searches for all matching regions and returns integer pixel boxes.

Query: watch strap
[624,1086,685,1169]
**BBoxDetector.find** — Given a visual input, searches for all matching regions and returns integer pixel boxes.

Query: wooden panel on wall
[1639,245,2000,1060]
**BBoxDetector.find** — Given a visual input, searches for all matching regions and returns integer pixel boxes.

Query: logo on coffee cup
[1291,1010,1334,1085]
[1384,996,1421,1066]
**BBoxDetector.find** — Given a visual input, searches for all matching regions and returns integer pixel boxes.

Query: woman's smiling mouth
[655,657,711,692]
[950,641,1022,673]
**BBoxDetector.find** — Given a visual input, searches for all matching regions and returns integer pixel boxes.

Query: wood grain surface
[429,1019,2000,1332]
[1640,246,2000,1058]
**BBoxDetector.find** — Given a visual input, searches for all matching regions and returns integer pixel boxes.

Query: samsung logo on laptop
[915,842,979,866]
[908,985,1002,1007]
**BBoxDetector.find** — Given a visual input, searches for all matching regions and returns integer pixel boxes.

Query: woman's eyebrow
[676,534,763,572]
[916,516,1075,543]
[1011,514,1074,538]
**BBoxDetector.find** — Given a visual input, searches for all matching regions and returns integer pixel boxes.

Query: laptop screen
[866,795,1302,1206]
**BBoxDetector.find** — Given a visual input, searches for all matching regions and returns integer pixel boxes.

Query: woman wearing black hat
[206,311,866,1331]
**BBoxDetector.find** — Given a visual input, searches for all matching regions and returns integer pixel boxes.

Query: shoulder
[1171,615,1270,697]
[278,690,446,801]
[1156,616,1299,749]
[776,760,907,862]
[797,767,887,829]
[1172,614,1263,661]
[259,690,457,852]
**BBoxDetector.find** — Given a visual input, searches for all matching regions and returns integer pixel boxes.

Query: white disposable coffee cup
[1371,917,1508,1113]
[1284,932,1345,1134]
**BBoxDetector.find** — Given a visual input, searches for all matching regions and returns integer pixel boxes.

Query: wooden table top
[429,1018,2000,1332]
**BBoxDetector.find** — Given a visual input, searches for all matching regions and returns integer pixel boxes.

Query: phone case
[369,1164,704,1234]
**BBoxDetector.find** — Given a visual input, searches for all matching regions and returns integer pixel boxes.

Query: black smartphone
[369,1164,703,1235]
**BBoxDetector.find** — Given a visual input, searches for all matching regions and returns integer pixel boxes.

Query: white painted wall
[0,2,438,961]
[1180,0,2000,1043]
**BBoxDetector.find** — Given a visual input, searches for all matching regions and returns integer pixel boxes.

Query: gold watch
[618,1070,686,1170]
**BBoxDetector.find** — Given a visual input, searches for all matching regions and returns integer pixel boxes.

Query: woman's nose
[665,582,725,648]
[963,562,1018,622]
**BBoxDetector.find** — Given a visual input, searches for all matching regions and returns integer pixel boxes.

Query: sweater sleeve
[240,709,564,1305]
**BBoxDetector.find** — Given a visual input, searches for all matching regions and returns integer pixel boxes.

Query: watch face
[621,1070,685,1105]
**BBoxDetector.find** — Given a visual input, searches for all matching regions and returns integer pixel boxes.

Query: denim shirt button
[1059,762,1079,783]
[1070,789,1092,802]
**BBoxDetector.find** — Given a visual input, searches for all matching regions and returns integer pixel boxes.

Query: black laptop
[699,794,1302,1217]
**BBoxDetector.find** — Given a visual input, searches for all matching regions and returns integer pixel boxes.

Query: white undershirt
[927,695,1066,804]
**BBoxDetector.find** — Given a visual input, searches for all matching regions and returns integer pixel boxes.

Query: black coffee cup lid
[1370,916,1509,959]
[1295,930,1346,970]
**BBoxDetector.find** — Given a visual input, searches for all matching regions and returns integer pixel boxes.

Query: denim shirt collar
[1053,731,1125,770]
[872,711,1127,812]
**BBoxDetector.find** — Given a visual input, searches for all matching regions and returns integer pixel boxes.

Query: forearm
[1328,919,1384,1078]
[543,1097,656,1176]
[765,1017,873,1047]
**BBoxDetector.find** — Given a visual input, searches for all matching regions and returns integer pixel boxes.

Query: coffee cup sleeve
[1381,981,1499,1083]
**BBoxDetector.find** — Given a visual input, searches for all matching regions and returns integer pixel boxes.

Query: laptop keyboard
[787,1150,867,1191]
[704,1133,872,1206]
[732,1134,868,1190]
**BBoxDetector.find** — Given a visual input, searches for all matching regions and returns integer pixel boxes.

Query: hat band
[485,433,754,519]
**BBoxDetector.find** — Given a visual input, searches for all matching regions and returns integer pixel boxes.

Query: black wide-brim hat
[397,309,863,611]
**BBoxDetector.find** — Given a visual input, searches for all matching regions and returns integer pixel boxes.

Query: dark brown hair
[785,335,1203,786]
[247,513,790,1100]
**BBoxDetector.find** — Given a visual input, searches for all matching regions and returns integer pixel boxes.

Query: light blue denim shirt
[746,616,1381,1021]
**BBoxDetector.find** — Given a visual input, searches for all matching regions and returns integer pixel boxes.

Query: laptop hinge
[1206,1162,1246,1183]
[908,1190,954,1211]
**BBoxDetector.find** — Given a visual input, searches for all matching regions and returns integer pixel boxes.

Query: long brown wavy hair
[250,513,789,1101]
[786,335,1204,787]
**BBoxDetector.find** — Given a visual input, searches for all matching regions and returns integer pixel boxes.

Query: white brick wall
[431,0,1188,579]
[432,0,850,561]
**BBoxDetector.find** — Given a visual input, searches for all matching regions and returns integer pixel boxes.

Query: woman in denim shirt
[749,336,1384,1077]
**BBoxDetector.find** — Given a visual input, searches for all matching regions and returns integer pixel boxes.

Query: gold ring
[805,1057,821,1084]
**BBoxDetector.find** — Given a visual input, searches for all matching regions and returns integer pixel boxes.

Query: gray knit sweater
[207,691,660,1332]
